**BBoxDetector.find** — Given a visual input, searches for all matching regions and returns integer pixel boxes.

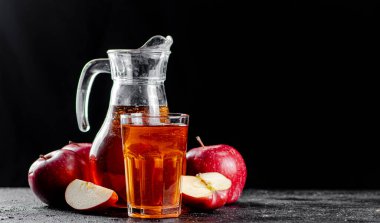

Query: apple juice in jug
[89,106,168,206]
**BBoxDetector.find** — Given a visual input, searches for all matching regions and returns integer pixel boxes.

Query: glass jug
[76,35,173,206]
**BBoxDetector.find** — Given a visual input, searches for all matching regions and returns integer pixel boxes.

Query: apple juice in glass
[121,113,189,218]
[75,36,173,207]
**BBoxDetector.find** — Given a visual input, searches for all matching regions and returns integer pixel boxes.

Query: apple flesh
[186,137,247,204]
[65,179,118,211]
[28,142,91,206]
[181,172,231,210]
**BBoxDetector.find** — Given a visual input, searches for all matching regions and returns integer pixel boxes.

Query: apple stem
[196,136,206,149]
[39,155,46,160]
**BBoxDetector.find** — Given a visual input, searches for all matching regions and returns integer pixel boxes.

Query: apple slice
[65,179,118,211]
[181,172,231,210]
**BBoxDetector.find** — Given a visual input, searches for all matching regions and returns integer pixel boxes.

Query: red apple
[62,141,91,162]
[65,179,118,211]
[181,172,231,210]
[28,142,92,206]
[61,142,92,180]
[186,137,247,204]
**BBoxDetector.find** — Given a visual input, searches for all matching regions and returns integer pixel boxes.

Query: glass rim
[120,113,189,119]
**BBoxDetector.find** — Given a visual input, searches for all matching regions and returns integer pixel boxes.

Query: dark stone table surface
[1,188,380,222]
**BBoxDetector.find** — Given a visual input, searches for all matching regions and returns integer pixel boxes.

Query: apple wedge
[181,172,231,210]
[65,179,118,211]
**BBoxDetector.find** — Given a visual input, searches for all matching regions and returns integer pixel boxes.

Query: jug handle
[76,59,111,132]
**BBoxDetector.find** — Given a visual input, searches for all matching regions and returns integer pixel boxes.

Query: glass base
[128,205,181,218]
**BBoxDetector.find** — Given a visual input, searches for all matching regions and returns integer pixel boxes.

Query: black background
[0,0,378,189]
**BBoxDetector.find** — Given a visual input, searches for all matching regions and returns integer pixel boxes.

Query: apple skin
[28,143,92,206]
[182,190,228,210]
[186,144,247,204]
[61,142,92,181]
[61,142,91,161]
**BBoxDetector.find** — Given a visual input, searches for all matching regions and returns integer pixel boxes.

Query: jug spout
[139,35,173,52]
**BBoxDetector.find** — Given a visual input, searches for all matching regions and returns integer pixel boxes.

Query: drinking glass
[121,113,189,218]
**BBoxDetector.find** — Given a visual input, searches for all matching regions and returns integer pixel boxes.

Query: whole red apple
[186,137,247,204]
[28,142,91,206]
